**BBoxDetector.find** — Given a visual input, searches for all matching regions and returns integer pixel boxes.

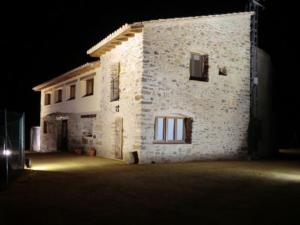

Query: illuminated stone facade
[139,13,252,163]
[36,12,252,163]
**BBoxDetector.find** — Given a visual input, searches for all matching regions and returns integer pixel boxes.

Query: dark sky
[0,0,298,148]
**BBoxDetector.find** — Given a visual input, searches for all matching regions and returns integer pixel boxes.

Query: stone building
[33,12,253,163]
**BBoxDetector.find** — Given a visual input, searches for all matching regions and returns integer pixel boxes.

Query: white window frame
[154,117,187,144]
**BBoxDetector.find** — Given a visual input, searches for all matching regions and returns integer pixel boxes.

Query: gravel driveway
[1,152,300,225]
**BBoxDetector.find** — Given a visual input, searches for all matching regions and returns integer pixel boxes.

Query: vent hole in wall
[219,66,227,76]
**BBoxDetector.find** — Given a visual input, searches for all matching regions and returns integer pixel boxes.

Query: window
[110,63,120,101]
[155,118,164,141]
[44,93,51,105]
[219,66,227,76]
[55,89,62,103]
[166,118,175,141]
[85,79,94,96]
[190,53,209,81]
[80,73,95,97]
[43,121,48,134]
[69,84,76,100]
[154,117,192,143]
[81,114,96,118]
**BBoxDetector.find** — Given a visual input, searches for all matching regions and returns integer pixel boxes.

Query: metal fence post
[4,109,8,185]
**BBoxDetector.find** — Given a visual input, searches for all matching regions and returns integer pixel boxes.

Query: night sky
[0,0,298,148]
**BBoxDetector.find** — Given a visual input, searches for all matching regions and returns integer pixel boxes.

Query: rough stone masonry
[138,13,252,163]
[36,12,253,164]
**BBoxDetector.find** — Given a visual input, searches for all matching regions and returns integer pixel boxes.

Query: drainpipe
[248,0,264,159]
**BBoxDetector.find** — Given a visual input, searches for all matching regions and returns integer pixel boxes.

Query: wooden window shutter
[110,63,120,101]
[86,79,94,95]
[58,89,62,102]
[110,70,114,101]
[70,85,76,99]
[190,56,195,77]
[202,54,209,81]
[45,93,51,105]
[184,118,193,143]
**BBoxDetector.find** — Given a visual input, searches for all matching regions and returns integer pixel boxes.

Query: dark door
[60,120,68,151]
[115,117,123,159]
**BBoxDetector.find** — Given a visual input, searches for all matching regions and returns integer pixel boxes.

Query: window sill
[82,93,93,98]
[153,141,190,144]
[67,97,75,101]
[55,101,62,104]
[83,134,93,138]
[189,77,209,82]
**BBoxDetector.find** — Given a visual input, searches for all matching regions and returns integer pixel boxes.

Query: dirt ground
[1,152,300,225]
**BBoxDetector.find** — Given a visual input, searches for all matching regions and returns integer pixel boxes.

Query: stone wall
[40,114,58,152]
[39,13,252,163]
[40,112,97,152]
[68,113,97,152]
[139,13,252,163]
[93,33,143,160]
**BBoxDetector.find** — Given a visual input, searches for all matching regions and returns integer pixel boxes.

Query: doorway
[57,120,68,151]
[114,117,123,159]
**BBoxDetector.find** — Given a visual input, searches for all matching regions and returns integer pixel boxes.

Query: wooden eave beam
[88,23,144,57]
[116,37,128,41]
[124,33,135,37]
[111,41,122,45]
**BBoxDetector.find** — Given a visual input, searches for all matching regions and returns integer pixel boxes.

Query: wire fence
[0,110,25,187]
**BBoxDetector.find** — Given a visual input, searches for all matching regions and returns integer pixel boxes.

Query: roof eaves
[87,22,144,57]
[32,61,100,92]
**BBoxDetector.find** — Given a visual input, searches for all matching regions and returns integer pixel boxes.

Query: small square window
[190,53,209,81]
[44,93,51,105]
[55,89,62,103]
[81,76,94,97]
[69,84,76,100]
[219,66,227,76]
[86,79,94,96]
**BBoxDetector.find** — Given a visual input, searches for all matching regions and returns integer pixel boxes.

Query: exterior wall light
[2,149,12,156]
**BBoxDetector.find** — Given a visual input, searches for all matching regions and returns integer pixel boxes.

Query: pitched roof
[33,61,100,92]
[87,11,253,57]
[87,23,143,57]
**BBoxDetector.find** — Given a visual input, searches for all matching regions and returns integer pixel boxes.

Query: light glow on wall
[31,160,106,171]
[238,168,300,183]
[268,172,300,182]
[32,163,86,171]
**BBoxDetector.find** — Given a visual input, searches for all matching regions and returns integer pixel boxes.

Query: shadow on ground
[1,152,300,225]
